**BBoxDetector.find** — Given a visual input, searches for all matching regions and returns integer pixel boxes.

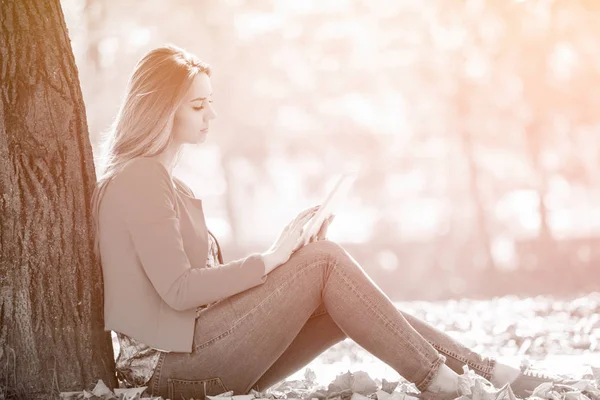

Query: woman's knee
[287,240,357,278]
[299,240,351,264]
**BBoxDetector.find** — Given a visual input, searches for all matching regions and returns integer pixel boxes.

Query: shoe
[510,366,579,398]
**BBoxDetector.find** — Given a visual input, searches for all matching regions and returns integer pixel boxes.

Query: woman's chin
[192,134,208,143]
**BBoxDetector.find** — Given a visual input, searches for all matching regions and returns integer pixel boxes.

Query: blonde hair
[91,44,211,259]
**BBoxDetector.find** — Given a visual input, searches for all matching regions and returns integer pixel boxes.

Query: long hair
[91,44,211,259]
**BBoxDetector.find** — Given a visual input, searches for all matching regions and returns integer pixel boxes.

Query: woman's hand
[308,214,335,243]
[262,205,320,273]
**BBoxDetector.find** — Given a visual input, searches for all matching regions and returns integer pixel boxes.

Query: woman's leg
[251,303,496,392]
[250,303,347,392]
[399,311,496,380]
[148,240,448,400]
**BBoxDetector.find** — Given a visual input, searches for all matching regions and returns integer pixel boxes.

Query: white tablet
[297,172,357,247]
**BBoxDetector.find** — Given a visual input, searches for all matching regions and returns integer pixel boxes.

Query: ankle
[427,363,459,393]
[490,362,521,387]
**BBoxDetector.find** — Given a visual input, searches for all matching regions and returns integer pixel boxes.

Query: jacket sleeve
[117,158,268,311]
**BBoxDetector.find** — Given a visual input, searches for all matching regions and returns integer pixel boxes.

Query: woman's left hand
[309,215,335,243]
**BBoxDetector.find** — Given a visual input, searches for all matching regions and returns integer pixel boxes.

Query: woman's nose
[206,106,217,120]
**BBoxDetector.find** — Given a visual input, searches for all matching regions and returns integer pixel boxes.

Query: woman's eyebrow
[190,93,212,102]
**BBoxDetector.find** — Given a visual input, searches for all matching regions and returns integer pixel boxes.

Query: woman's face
[171,72,217,145]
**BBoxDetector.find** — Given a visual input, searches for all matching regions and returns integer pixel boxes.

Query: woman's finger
[294,209,318,230]
[315,216,329,240]
[288,206,318,232]
[317,215,335,240]
[297,205,320,220]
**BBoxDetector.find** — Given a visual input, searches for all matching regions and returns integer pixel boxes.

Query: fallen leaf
[382,379,400,394]
[330,372,354,393]
[59,391,85,399]
[376,390,392,400]
[530,382,554,398]
[90,380,114,399]
[564,391,590,400]
[352,371,377,395]
[114,386,146,400]
[350,393,371,400]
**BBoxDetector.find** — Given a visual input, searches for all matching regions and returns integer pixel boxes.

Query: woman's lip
[201,129,209,133]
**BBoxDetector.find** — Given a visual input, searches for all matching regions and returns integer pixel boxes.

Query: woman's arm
[175,177,270,270]
[114,158,268,311]
[260,250,280,274]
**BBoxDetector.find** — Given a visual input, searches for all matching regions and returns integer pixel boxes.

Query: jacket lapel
[207,229,224,264]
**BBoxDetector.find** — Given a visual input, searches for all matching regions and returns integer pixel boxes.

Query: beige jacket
[99,157,268,353]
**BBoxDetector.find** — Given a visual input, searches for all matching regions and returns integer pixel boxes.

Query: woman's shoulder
[105,157,175,204]
[110,157,171,188]
[99,158,176,224]
[119,157,170,180]
[172,177,195,198]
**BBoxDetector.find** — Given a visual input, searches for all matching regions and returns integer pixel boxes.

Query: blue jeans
[146,240,496,400]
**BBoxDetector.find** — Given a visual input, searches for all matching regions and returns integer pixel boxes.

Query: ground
[100,292,600,400]
[284,292,600,386]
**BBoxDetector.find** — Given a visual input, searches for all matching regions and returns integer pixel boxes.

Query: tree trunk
[221,153,242,245]
[525,120,556,270]
[0,1,116,398]
[456,89,496,271]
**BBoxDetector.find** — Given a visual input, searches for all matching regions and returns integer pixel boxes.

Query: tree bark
[0,1,116,398]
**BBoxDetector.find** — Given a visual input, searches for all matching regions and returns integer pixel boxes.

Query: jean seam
[168,377,227,400]
[329,262,442,384]
[168,377,227,390]
[417,353,447,392]
[427,341,496,380]
[310,308,328,318]
[151,351,166,396]
[193,258,327,351]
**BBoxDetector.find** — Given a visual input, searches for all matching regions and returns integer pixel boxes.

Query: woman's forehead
[187,73,212,100]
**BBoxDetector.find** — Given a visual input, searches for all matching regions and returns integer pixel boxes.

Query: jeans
[146,240,496,400]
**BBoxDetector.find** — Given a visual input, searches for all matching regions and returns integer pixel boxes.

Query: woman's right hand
[262,205,320,273]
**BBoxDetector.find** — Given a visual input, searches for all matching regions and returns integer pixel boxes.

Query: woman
[92,44,566,400]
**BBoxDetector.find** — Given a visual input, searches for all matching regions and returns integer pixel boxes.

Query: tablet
[297,172,357,247]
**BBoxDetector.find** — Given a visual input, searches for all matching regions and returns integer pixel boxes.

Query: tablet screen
[297,173,357,246]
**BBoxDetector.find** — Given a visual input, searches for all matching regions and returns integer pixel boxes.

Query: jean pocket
[167,377,228,400]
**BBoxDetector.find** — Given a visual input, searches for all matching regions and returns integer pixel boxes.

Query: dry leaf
[207,395,253,400]
[90,380,114,399]
[382,379,400,394]
[564,391,590,400]
[330,372,354,393]
[114,387,146,400]
[531,382,554,398]
[352,372,378,395]
[350,393,371,400]
[377,390,393,400]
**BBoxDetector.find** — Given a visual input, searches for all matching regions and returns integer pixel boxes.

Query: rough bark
[0,0,116,397]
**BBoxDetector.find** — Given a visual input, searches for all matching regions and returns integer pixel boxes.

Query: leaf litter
[57,365,599,400]
[57,293,600,400]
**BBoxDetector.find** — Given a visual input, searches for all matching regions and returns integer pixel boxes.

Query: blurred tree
[0,1,116,398]
[69,0,600,297]
[84,0,106,73]
[457,83,497,270]
[155,0,274,244]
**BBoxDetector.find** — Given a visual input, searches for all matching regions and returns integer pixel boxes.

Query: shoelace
[519,359,556,380]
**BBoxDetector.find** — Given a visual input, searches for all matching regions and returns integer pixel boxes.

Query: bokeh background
[61,0,600,303]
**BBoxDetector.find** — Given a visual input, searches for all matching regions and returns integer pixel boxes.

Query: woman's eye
[193,100,212,111]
